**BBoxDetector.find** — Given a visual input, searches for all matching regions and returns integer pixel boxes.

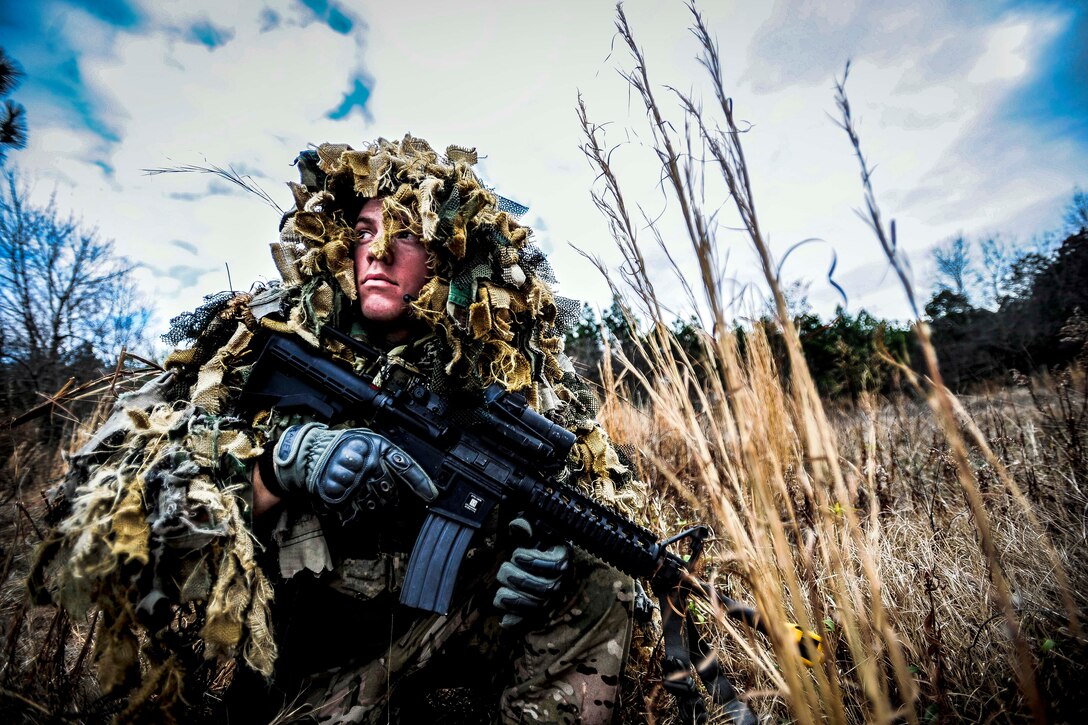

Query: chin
[360,300,408,323]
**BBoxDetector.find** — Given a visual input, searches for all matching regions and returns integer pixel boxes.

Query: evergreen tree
[0,48,27,165]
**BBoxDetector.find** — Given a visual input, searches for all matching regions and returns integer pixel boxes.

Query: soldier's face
[353,197,430,326]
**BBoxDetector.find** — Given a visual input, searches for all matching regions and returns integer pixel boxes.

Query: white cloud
[12,0,1088,341]
[18,0,372,324]
[967,22,1032,84]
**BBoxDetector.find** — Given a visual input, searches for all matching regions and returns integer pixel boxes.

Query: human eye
[355,227,375,243]
[394,230,421,246]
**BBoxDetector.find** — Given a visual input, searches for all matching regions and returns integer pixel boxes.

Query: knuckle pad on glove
[496,562,522,588]
[314,434,378,503]
[498,564,558,598]
[493,587,544,614]
[335,438,371,473]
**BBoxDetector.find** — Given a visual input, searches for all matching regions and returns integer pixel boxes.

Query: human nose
[365,236,394,264]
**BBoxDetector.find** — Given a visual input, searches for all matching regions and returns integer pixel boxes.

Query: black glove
[270,422,437,518]
[493,517,573,629]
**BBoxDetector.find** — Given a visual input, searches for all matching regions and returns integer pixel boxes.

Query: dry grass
[2,368,1083,723]
[589,4,1086,723]
[0,398,132,722]
[606,365,1087,722]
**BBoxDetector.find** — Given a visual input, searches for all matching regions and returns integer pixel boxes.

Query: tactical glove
[270,422,437,518]
[493,517,573,629]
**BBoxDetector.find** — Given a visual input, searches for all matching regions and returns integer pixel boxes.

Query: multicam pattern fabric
[286,552,634,725]
[504,556,635,724]
[30,135,643,721]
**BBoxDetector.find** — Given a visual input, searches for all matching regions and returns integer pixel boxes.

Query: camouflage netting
[30,367,276,720]
[277,138,580,405]
[30,134,646,720]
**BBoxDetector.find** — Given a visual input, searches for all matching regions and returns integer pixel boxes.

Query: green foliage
[563,296,649,388]
[602,297,638,345]
[925,290,972,320]
[563,303,605,383]
[1000,252,1049,304]
[796,308,913,399]
[561,195,1088,401]
[565,297,916,403]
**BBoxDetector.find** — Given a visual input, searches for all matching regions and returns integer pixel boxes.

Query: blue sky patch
[259,8,281,33]
[326,76,372,121]
[169,239,200,255]
[186,20,235,49]
[1,3,126,147]
[998,4,1087,145]
[298,0,355,35]
[93,159,114,176]
[327,6,352,34]
[36,57,121,143]
[0,0,142,31]
[66,0,143,29]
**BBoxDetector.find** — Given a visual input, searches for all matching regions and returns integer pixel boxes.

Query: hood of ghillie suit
[267,134,581,414]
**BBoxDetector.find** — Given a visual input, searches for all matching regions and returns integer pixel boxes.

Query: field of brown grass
[601,336,1087,723]
[1,359,1083,723]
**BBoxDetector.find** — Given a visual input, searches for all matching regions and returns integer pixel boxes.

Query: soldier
[33,135,642,723]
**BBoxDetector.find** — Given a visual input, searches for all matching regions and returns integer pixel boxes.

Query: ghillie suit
[31,135,646,723]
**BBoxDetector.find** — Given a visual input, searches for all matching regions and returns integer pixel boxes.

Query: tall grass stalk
[832,60,1078,724]
[581,3,1081,722]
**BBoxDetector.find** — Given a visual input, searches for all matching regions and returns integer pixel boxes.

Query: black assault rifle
[240,330,821,722]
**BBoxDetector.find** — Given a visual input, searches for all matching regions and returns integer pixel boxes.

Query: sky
[2,0,1086,344]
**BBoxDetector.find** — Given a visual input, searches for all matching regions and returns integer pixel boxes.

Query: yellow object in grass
[787,622,824,667]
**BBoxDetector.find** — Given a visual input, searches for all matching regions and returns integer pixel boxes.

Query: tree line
[565,191,1088,400]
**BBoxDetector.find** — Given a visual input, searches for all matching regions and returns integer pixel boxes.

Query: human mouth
[362,274,396,286]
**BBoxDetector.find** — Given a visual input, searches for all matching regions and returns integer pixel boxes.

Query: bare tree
[977,234,1015,308]
[0,171,152,418]
[1065,186,1088,235]
[932,234,974,300]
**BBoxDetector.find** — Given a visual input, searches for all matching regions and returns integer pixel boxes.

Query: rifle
[241,329,821,722]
